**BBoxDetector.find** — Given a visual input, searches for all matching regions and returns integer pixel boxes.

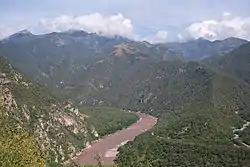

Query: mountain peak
[197,37,208,41]
[223,37,248,42]
[17,29,32,34]
[65,29,89,37]
[186,37,211,44]
[111,43,135,57]
[7,29,34,40]
[12,29,33,36]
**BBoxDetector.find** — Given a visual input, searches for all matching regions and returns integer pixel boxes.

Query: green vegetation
[116,100,250,167]
[0,57,140,166]
[116,43,250,167]
[82,107,139,139]
[0,105,46,167]
[83,165,117,167]
[1,30,250,167]
[0,58,92,164]
[117,136,250,167]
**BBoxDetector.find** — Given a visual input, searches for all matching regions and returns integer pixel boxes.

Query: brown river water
[73,112,157,165]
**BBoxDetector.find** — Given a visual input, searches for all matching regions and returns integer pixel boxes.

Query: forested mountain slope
[0,58,91,164]
[0,105,46,167]
[0,57,139,166]
[115,43,250,167]
[0,30,174,91]
[116,65,250,167]
[204,42,250,84]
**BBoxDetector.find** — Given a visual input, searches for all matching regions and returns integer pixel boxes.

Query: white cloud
[223,12,232,18]
[0,13,134,39]
[142,30,168,43]
[1,13,250,43]
[36,13,134,38]
[187,13,250,41]
[177,34,183,41]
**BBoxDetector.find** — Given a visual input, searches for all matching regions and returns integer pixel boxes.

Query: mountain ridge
[1,30,250,166]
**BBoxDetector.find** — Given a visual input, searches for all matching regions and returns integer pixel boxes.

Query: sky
[1,0,250,43]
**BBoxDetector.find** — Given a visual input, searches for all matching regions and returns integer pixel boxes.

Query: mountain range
[1,30,250,167]
[0,30,247,101]
[164,37,248,60]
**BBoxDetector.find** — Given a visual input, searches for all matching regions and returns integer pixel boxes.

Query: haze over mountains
[1,29,250,167]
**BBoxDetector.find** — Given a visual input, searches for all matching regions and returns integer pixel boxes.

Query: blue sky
[1,0,250,42]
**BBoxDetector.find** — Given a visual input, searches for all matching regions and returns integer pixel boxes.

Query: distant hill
[163,37,248,60]
[204,42,250,84]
